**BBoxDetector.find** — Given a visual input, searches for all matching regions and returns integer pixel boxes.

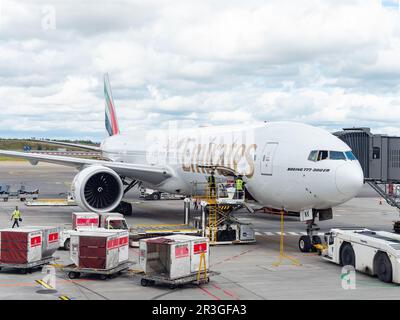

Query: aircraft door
[260,142,278,175]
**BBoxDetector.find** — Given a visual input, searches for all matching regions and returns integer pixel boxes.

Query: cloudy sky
[1,0,400,141]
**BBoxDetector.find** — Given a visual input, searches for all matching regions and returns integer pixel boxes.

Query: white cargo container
[70,229,129,270]
[0,228,43,264]
[139,235,209,280]
[72,212,99,230]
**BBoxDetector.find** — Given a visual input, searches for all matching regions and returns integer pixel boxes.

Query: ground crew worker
[11,206,21,228]
[207,170,217,198]
[235,175,245,199]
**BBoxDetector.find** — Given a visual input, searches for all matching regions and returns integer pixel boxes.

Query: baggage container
[24,226,60,258]
[72,212,99,230]
[0,228,43,264]
[70,230,129,270]
[139,235,209,280]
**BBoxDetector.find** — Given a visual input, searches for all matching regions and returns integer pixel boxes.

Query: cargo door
[170,243,190,279]
[70,234,79,266]
[106,236,119,269]
[190,240,209,273]
[79,236,106,269]
[28,232,42,263]
[260,142,278,175]
[139,241,147,272]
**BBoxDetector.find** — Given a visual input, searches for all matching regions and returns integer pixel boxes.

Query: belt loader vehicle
[322,228,400,284]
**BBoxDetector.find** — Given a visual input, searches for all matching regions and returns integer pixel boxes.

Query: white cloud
[0,0,400,139]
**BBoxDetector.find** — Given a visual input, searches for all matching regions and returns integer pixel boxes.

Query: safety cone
[379,198,383,205]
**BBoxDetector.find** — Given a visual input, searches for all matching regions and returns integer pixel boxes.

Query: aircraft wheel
[298,235,312,252]
[311,235,322,252]
[152,193,160,200]
[141,279,149,287]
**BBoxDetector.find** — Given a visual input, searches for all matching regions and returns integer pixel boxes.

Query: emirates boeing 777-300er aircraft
[0,74,364,252]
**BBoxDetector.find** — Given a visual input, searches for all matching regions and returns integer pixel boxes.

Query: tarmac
[0,161,400,300]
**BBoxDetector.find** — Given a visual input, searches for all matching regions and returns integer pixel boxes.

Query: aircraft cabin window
[308,150,318,162]
[345,151,357,161]
[330,151,346,160]
[317,150,329,161]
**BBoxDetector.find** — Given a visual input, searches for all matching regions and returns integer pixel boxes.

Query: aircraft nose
[335,162,364,197]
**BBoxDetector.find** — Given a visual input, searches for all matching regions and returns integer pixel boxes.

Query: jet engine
[72,165,123,212]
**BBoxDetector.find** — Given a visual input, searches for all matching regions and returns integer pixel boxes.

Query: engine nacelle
[72,165,123,213]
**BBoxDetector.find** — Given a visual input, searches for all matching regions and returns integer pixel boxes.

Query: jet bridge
[334,128,400,226]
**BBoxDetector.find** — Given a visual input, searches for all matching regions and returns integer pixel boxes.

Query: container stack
[70,230,129,270]
[139,235,209,279]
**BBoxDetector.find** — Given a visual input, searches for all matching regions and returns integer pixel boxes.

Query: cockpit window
[308,150,349,161]
[317,150,329,161]
[308,150,318,162]
[330,151,346,160]
[345,151,357,161]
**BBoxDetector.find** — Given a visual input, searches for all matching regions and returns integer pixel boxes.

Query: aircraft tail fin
[104,73,120,136]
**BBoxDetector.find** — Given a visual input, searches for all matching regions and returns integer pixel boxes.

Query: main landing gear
[298,218,322,253]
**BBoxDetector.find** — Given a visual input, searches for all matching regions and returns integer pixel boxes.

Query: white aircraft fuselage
[101,121,364,212]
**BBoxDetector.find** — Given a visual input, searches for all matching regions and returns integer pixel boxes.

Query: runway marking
[35,279,54,290]
[255,232,261,236]
[288,232,299,236]
[264,232,274,236]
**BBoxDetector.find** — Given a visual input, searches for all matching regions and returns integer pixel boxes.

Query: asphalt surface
[0,161,399,300]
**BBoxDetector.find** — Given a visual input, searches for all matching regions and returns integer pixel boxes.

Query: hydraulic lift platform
[129,224,200,244]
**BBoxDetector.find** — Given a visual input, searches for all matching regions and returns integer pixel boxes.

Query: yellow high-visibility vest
[12,210,21,219]
[235,179,244,191]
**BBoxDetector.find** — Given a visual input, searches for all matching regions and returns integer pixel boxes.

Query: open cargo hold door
[260,142,278,175]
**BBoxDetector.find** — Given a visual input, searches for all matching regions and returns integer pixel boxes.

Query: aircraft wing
[28,139,101,151]
[0,150,171,185]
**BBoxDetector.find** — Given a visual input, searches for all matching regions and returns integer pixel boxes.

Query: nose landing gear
[298,219,322,253]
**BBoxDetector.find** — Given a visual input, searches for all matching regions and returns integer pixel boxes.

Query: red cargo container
[70,230,129,270]
[72,212,99,230]
[0,228,43,264]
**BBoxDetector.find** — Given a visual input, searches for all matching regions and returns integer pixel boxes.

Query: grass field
[0,139,101,161]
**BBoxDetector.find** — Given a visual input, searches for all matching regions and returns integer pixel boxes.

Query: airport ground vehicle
[0,184,39,202]
[322,228,400,284]
[59,212,128,250]
[139,187,185,200]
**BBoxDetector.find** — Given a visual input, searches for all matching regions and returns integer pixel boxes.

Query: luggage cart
[133,270,220,289]
[61,262,132,280]
[0,257,55,274]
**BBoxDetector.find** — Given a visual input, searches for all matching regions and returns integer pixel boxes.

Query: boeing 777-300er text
[0,74,364,252]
